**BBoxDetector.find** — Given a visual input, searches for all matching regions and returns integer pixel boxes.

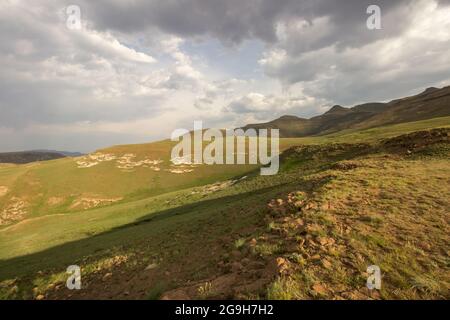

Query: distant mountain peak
[324,105,348,114]
[276,115,302,120]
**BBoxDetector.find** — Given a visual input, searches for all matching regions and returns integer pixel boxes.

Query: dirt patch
[0,186,8,197]
[47,197,64,206]
[70,197,123,210]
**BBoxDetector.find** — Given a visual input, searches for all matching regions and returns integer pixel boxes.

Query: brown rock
[276,257,290,275]
[312,283,327,295]
[321,259,332,270]
[310,254,321,261]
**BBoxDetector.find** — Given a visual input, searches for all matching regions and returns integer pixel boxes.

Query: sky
[1,0,450,152]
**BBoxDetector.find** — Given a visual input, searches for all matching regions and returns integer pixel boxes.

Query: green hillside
[0,116,448,300]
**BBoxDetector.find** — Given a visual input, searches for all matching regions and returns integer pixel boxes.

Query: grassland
[0,116,449,300]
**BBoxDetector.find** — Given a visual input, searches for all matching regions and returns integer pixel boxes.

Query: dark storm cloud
[79,0,450,51]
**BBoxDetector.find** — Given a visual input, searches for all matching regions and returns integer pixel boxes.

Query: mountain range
[242,86,450,137]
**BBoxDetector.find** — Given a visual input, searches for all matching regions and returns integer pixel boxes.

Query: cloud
[259,0,450,104]
[224,92,324,121]
[1,0,450,151]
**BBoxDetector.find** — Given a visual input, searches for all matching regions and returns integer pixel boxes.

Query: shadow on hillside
[0,138,390,281]
[0,183,288,281]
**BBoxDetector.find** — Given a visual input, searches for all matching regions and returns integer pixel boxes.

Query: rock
[312,283,327,296]
[307,239,318,247]
[321,259,332,270]
[276,257,286,267]
[145,263,158,270]
[276,257,290,275]
[310,254,321,261]
[318,237,335,246]
[102,272,113,282]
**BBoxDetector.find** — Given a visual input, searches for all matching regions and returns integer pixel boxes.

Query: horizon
[1,0,450,153]
[2,84,447,154]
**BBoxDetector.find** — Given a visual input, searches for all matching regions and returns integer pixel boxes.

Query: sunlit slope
[0,139,257,226]
[0,116,449,228]
[0,125,448,299]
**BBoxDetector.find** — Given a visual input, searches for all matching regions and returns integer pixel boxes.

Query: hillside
[242,86,450,137]
[0,117,449,300]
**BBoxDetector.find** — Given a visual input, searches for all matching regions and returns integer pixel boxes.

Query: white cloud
[224,91,325,123]
[1,0,450,151]
[259,0,450,104]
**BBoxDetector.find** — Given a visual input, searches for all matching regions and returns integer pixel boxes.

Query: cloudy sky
[1,0,450,152]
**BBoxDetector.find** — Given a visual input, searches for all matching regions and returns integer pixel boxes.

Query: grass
[0,116,448,299]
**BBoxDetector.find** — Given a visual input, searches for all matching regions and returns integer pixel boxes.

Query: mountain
[242,86,450,137]
[0,151,67,164]
[0,150,84,164]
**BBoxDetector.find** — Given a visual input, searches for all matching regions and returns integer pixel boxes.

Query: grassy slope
[0,116,449,299]
[1,116,448,226]
[0,139,256,224]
